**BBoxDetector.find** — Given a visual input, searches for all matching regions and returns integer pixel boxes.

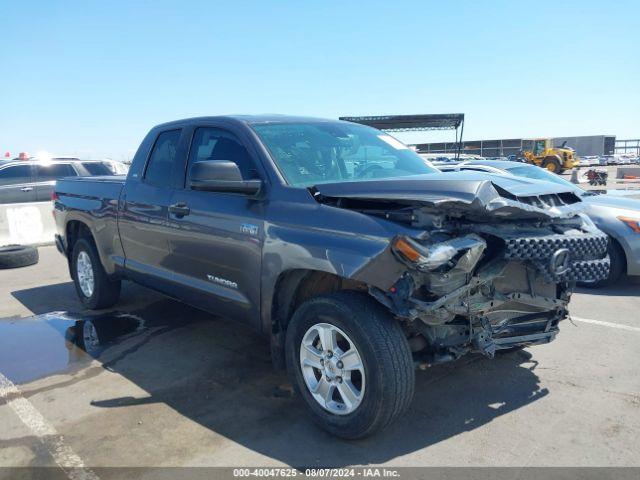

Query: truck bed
[55,175,125,202]
[54,175,126,270]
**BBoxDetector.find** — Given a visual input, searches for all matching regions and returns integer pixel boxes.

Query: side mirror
[189,160,262,195]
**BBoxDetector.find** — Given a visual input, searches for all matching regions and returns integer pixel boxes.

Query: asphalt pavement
[1,246,639,473]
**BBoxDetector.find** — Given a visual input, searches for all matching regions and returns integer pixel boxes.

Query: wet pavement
[1,246,639,470]
[0,312,148,384]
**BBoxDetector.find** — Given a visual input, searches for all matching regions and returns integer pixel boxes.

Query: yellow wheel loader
[521,139,579,174]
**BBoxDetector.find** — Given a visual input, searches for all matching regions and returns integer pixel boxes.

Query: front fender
[257,191,429,335]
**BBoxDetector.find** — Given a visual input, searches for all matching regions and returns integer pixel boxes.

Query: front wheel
[71,238,121,309]
[285,291,414,439]
[543,156,562,173]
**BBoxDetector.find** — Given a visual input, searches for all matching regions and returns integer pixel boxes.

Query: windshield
[252,122,437,187]
[506,165,586,194]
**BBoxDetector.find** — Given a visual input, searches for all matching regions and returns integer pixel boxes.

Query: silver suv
[0,158,126,204]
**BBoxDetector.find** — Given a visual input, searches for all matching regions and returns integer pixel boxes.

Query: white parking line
[0,372,99,480]
[571,316,640,333]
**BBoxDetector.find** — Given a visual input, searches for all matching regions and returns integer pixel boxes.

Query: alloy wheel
[76,251,94,298]
[299,321,365,415]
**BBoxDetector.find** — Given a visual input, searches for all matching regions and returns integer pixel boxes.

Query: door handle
[169,203,190,217]
[20,187,33,192]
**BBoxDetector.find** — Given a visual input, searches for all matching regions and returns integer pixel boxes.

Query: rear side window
[0,165,32,185]
[81,162,113,176]
[35,164,78,181]
[145,130,181,187]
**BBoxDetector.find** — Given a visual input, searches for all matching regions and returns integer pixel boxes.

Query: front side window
[0,165,32,185]
[145,130,181,187]
[251,122,437,187]
[187,127,258,184]
[35,163,77,181]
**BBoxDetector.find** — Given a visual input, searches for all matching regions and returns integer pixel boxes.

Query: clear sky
[1,0,638,160]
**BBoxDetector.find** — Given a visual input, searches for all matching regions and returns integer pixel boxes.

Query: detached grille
[544,257,611,282]
[504,231,609,282]
[505,232,608,261]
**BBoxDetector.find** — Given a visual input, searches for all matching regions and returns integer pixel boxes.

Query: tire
[578,239,625,288]
[285,291,414,439]
[0,245,39,269]
[542,156,562,173]
[71,238,121,309]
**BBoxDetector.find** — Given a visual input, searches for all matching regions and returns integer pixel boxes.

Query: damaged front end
[370,217,609,364]
[313,176,610,364]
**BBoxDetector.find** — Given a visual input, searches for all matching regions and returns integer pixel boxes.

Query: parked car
[436,160,640,287]
[104,160,130,175]
[601,154,634,166]
[0,158,126,204]
[53,116,608,438]
[579,156,600,167]
[418,153,484,163]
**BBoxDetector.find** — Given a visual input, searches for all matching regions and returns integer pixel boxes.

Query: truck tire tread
[285,290,414,439]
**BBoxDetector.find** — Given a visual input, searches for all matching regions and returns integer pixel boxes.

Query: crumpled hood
[312,171,583,220]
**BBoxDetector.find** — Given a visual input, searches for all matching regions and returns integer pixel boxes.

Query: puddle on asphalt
[0,311,146,384]
[0,299,238,385]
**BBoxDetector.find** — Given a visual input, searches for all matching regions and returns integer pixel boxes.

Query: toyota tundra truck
[53,115,609,438]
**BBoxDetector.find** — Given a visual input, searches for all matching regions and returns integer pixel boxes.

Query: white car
[580,156,601,167]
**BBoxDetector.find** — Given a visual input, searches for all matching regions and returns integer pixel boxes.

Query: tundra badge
[207,275,238,290]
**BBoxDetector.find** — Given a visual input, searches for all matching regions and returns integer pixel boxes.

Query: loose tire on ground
[0,245,39,269]
[71,238,121,309]
[285,291,415,439]
[578,239,625,288]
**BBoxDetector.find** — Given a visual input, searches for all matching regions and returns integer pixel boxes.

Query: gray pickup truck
[54,115,609,438]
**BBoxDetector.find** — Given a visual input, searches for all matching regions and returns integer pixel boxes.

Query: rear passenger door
[119,129,187,288]
[34,163,78,201]
[0,164,37,204]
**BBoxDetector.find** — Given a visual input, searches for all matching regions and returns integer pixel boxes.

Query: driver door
[162,126,265,325]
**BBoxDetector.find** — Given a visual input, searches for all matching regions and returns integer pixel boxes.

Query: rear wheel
[285,291,414,439]
[542,156,562,173]
[71,238,121,309]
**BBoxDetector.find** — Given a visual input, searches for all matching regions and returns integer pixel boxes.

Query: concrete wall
[0,201,56,246]
[552,136,616,157]
[415,135,617,157]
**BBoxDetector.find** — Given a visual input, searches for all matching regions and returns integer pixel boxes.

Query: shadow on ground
[10,280,162,316]
[7,282,548,467]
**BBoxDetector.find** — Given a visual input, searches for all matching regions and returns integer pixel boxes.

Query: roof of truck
[153,115,352,129]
